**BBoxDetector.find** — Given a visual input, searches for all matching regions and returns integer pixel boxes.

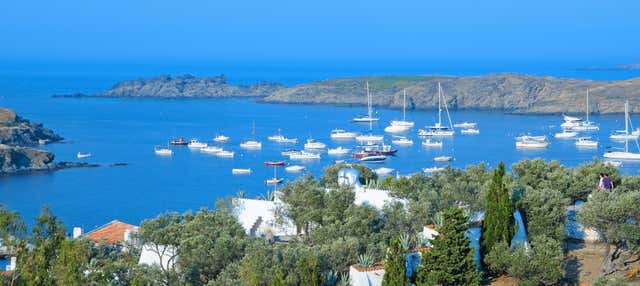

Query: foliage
[277,174,325,234]
[416,207,480,286]
[298,253,320,286]
[356,253,374,268]
[566,159,620,202]
[518,187,569,241]
[321,164,377,187]
[382,237,407,286]
[481,162,515,265]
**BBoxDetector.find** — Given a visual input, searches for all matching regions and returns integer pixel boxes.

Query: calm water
[1,66,640,233]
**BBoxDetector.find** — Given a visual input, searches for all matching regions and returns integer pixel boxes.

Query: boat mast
[366,81,371,119]
[403,89,406,121]
[586,88,590,123]
[625,100,629,152]
[252,120,256,140]
[437,82,442,127]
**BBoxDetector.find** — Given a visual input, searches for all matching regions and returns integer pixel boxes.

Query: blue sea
[1,63,640,234]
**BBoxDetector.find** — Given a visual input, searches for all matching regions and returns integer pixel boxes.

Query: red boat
[169,137,188,145]
[264,161,286,166]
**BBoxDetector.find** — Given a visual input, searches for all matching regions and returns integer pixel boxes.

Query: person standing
[602,174,614,191]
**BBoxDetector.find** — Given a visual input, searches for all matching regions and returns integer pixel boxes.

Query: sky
[1,0,639,68]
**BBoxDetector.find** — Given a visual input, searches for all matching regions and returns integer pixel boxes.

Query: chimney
[72,227,83,239]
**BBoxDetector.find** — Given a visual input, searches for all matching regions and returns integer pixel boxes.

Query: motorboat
[575,137,598,148]
[453,122,477,129]
[355,134,384,142]
[213,135,230,143]
[359,155,387,163]
[77,152,91,159]
[421,82,455,137]
[460,128,480,135]
[265,178,284,185]
[201,146,223,153]
[375,167,395,176]
[154,147,173,155]
[554,131,578,139]
[390,120,414,127]
[423,167,445,173]
[328,146,351,155]
[232,168,251,175]
[422,139,443,147]
[515,136,549,149]
[264,161,286,166]
[268,129,298,143]
[561,121,580,129]
[384,124,411,133]
[363,144,397,155]
[187,139,208,148]
[216,150,235,158]
[330,129,358,139]
[391,136,413,145]
[352,81,379,122]
[281,149,301,156]
[169,137,188,145]
[604,100,640,160]
[434,156,453,162]
[515,135,547,141]
[285,165,306,172]
[563,114,581,122]
[419,127,455,137]
[304,139,327,149]
[289,151,321,160]
[388,89,415,128]
[610,129,640,140]
[240,140,262,149]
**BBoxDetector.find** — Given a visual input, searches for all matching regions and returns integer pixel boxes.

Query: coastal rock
[0,108,63,146]
[263,73,640,114]
[0,144,55,173]
[58,74,285,98]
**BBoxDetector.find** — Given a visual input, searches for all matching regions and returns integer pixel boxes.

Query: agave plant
[357,253,374,268]
[399,233,417,251]
[337,273,351,286]
[324,270,339,286]
[434,211,444,228]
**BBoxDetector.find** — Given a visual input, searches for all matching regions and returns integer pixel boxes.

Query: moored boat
[359,155,387,163]
[604,101,640,160]
[154,147,173,156]
[453,122,477,129]
[216,150,235,157]
[422,139,443,147]
[352,81,379,122]
[187,139,208,148]
[169,137,188,145]
[434,155,452,162]
[575,137,598,148]
[285,165,306,172]
[77,152,91,159]
[201,146,223,153]
[264,161,286,166]
[304,139,327,149]
[423,167,445,173]
[330,129,358,139]
[460,128,480,135]
[328,146,351,155]
[554,131,578,139]
[213,135,230,143]
[289,151,321,160]
[391,136,413,145]
[232,168,251,175]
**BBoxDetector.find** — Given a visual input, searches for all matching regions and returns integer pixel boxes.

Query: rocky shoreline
[57,73,640,114]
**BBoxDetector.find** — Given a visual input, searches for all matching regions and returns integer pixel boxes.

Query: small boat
[169,137,188,145]
[187,139,208,148]
[76,152,91,159]
[216,150,235,158]
[389,89,415,127]
[422,139,443,147]
[281,149,301,156]
[201,146,223,153]
[392,136,413,145]
[375,167,394,176]
[418,128,455,137]
[265,178,284,185]
[460,128,480,135]
[352,82,379,122]
[453,122,477,129]
[240,140,262,149]
[421,82,455,137]
[604,100,640,160]
[515,137,549,149]
[604,161,622,167]
[154,147,173,156]
[384,124,411,133]
[516,135,547,141]
[232,168,251,175]
[610,129,640,140]
[554,131,578,139]
[213,135,230,143]
[285,165,306,172]
[355,134,384,142]
[304,139,327,149]
[570,89,599,131]
[359,155,387,163]
[575,137,598,148]
[563,114,581,122]
[264,161,286,166]
[560,121,580,129]
[328,146,351,155]
[434,156,452,162]
[330,129,358,139]
[289,151,321,160]
[423,167,445,173]
[268,129,298,143]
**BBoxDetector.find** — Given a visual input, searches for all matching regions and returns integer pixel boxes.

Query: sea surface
[1,64,640,234]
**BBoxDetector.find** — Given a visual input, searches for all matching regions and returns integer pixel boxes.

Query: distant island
[579,63,640,71]
[57,73,640,114]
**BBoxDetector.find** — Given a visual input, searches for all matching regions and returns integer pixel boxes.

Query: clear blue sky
[1,0,639,67]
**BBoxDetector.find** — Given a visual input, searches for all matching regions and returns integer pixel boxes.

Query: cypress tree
[382,237,407,286]
[416,207,480,286]
[481,162,515,264]
[297,253,319,286]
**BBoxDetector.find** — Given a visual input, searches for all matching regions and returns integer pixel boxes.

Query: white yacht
[355,133,384,142]
[352,81,379,122]
[154,147,173,155]
[232,168,251,175]
[610,129,640,140]
[434,155,453,162]
[453,122,477,129]
[201,146,223,153]
[240,121,262,149]
[213,135,230,143]
[422,138,443,147]
[187,139,208,148]
[327,146,351,155]
[268,129,298,143]
[304,139,327,149]
[289,151,321,160]
[460,128,480,135]
[604,101,640,160]
[388,89,415,128]
[76,152,91,159]
[571,89,599,131]
[575,137,598,148]
[554,130,578,139]
[391,136,413,145]
[285,165,306,172]
[419,82,455,137]
[281,149,301,156]
[330,129,358,139]
[515,136,549,149]
[216,150,235,158]
[384,124,411,133]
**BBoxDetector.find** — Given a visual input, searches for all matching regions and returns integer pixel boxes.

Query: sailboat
[268,128,298,143]
[352,82,379,122]
[265,164,284,185]
[572,89,599,131]
[604,100,640,160]
[240,121,262,149]
[418,82,455,136]
[386,89,414,131]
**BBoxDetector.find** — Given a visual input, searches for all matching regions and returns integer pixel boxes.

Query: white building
[232,197,297,238]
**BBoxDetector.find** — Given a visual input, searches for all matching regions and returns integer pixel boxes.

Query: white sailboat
[330,129,359,139]
[187,139,208,148]
[604,100,640,160]
[418,82,455,136]
[304,138,327,149]
[240,121,262,149]
[572,89,599,131]
[327,146,351,155]
[422,138,443,147]
[154,146,173,155]
[391,136,413,145]
[232,168,251,175]
[575,137,598,148]
[213,135,230,143]
[352,81,379,122]
[268,129,298,143]
[554,130,578,139]
[389,89,415,127]
[515,135,549,149]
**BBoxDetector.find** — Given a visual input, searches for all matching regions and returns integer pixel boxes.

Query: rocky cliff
[263,73,640,114]
[58,74,285,98]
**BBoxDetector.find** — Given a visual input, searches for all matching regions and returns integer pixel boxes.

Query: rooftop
[84,220,138,244]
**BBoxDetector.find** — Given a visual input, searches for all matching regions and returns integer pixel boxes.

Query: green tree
[566,159,619,202]
[416,207,480,286]
[269,266,286,286]
[481,162,515,264]
[278,175,325,234]
[298,253,320,286]
[382,237,407,286]
[51,239,91,285]
[519,187,569,241]
[321,164,377,187]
